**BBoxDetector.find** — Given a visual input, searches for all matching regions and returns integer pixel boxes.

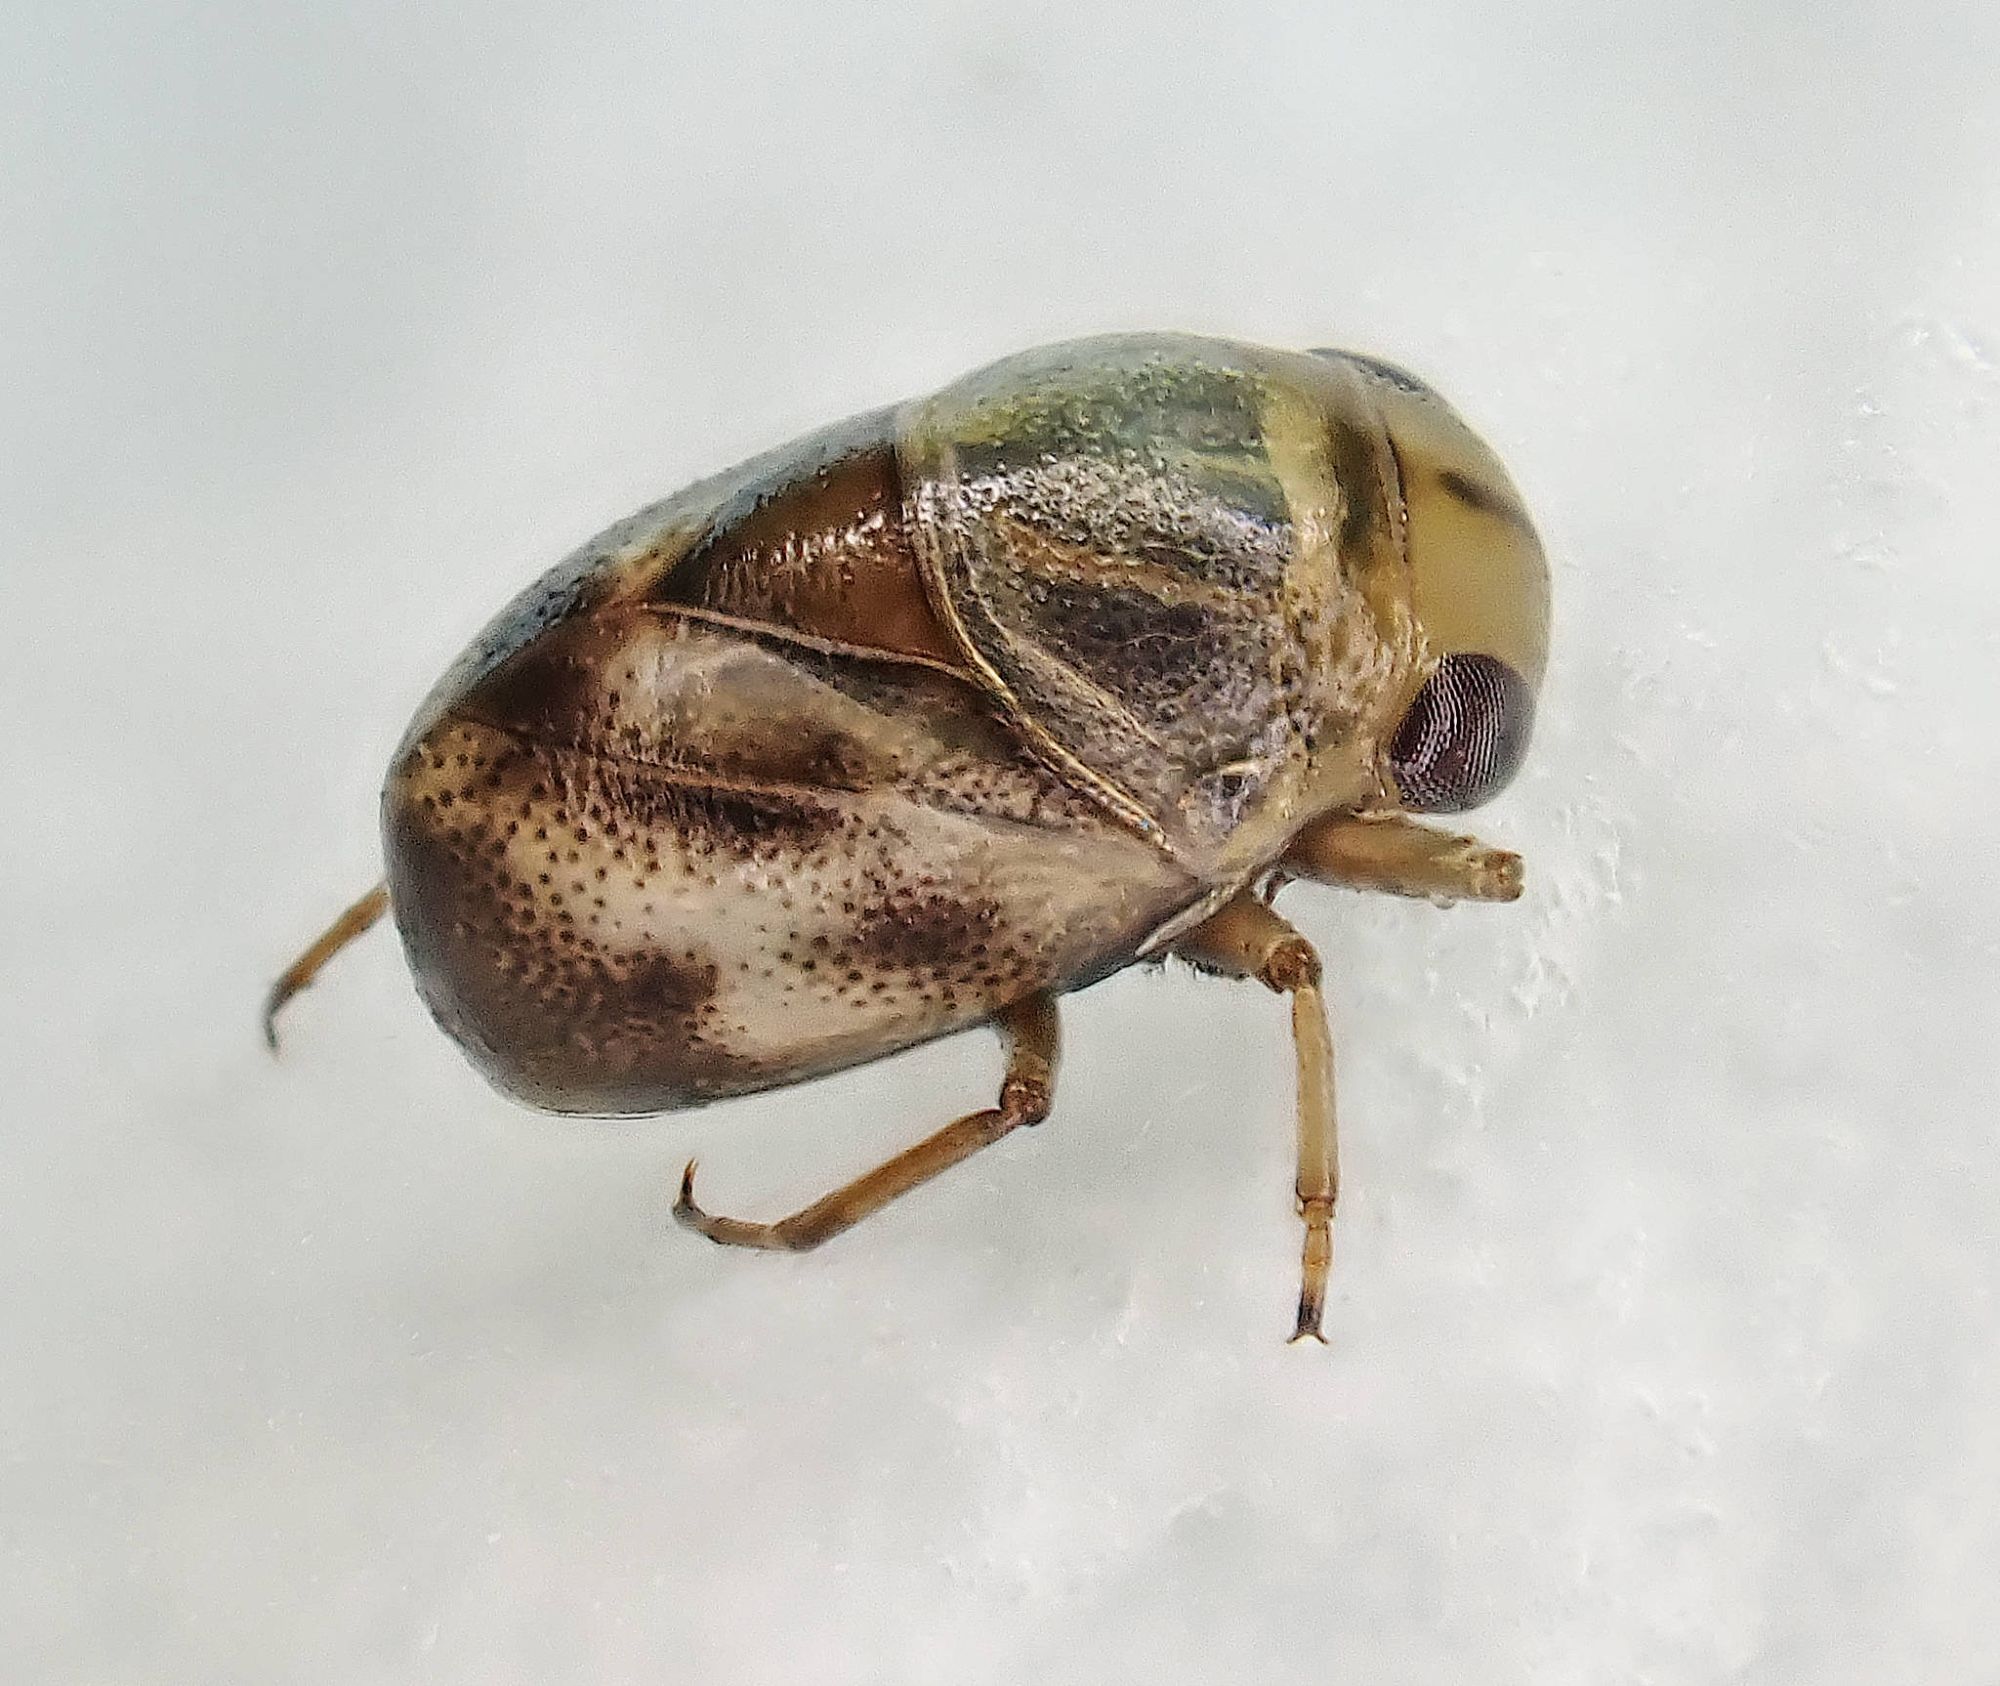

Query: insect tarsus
[263,882,391,1051]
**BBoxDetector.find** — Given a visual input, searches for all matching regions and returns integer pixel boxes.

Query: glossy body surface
[270,331,1549,1339]
[382,335,1547,1116]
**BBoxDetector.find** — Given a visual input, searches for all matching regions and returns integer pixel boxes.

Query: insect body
[267,334,1550,1342]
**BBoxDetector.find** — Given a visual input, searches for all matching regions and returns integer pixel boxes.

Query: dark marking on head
[1436,467,1533,535]
[1325,418,1388,553]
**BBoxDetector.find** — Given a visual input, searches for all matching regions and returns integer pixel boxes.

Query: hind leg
[674,991,1060,1252]
[263,883,390,1050]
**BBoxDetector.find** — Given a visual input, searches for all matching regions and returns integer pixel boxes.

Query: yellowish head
[1322,351,1552,813]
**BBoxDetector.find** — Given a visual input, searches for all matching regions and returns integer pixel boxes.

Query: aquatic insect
[267,333,1550,1342]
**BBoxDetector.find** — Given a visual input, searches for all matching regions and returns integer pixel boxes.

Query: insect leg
[673,991,1061,1253]
[1172,895,1337,1344]
[263,882,391,1052]
[1281,811,1523,903]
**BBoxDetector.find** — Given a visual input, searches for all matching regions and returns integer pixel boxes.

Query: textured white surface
[5,3,1999,1681]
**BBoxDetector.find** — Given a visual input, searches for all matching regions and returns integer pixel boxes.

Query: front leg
[1280,811,1523,903]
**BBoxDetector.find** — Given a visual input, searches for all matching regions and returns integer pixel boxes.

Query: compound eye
[1388,654,1533,812]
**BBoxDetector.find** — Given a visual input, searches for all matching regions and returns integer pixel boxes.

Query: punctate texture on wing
[383,406,1202,1116]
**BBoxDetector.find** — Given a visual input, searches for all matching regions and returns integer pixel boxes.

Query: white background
[6,2,1999,1680]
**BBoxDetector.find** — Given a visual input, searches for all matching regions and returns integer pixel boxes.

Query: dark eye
[1388,654,1533,812]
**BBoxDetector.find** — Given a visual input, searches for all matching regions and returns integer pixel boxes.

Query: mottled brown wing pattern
[385,411,1202,1115]
[390,620,1197,1114]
